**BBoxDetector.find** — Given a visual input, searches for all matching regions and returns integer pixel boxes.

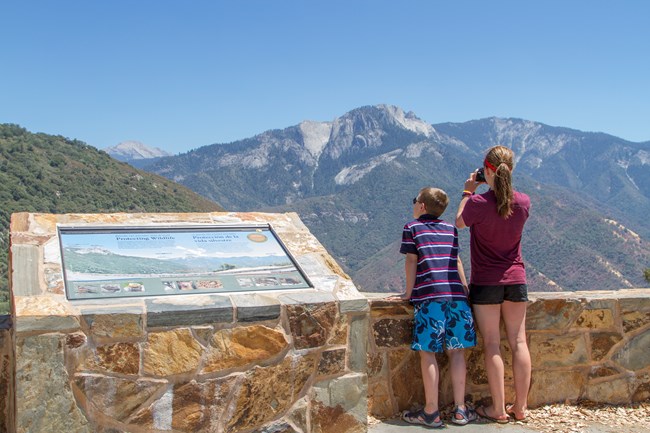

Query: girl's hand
[464,171,480,193]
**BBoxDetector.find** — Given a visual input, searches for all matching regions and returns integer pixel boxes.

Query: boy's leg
[419,350,441,417]
[446,349,466,408]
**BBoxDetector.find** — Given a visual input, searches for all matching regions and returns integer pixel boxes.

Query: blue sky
[2,1,649,154]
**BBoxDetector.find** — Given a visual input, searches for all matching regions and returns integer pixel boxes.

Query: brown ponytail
[485,146,514,218]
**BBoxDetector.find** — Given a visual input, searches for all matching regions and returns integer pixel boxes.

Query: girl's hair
[485,145,515,218]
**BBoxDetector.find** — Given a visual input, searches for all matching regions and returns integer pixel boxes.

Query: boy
[396,187,477,428]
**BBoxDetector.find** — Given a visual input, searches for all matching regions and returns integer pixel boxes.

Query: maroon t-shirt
[461,190,530,285]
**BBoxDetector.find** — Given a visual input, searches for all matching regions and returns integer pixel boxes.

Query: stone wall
[366,290,650,418]
[9,212,369,433]
[13,293,368,433]
[4,211,650,431]
[0,315,13,433]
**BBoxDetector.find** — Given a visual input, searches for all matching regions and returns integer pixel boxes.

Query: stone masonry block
[575,308,615,330]
[528,369,586,407]
[10,244,41,296]
[227,355,316,432]
[143,328,203,376]
[586,374,634,404]
[526,298,583,331]
[15,334,91,433]
[348,315,368,373]
[372,318,412,348]
[529,333,589,368]
[286,302,337,349]
[145,295,233,328]
[590,332,623,362]
[369,299,413,318]
[612,331,650,372]
[232,293,281,322]
[81,307,144,340]
[202,325,288,373]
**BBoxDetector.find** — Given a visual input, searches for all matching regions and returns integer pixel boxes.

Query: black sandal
[402,408,445,428]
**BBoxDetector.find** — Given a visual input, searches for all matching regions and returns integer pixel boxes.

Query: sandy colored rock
[144,328,203,376]
[613,330,650,371]
[586,375,634,404]
[590,332,622,361]
[588,365,620,378]
[74,373,166,422]
[526,298,583,330]
[529,333,588,368]
[92,342,140,375]
[632,373,650,402]
[367,353,384,378]
[369,300,413,318]
[390,350,423,411]
[622,310,650,334]
[286,303,337,349]
[372,318,412,348]
[15,334,91,433]
[226,355,316,432]
[317,349,346,376]
[310,401,365,433]
[0,329,12,433]
[251,421,299,433]
[85,313,144,339]
[528,369,586,406]
[285,397,309,433]
[328,315,348,345]
[575,308,615,329]
[203,325,288,373]
[368,380,395,418]
[170,377,238,432]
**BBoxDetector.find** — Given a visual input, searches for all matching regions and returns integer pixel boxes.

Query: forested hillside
[0,124,223,313]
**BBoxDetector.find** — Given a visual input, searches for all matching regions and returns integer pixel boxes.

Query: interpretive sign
[58,224,312,300]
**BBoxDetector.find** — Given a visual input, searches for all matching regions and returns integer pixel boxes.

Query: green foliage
[0,123,223,314]
[645,268,650,283]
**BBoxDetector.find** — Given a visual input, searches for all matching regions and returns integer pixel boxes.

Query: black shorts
[469,284,528,305]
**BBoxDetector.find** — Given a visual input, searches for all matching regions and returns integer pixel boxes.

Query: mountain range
[138,104,650,293]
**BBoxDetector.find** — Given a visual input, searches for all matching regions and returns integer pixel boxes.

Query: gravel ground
[369,402,650,433]
[517,401,650,433]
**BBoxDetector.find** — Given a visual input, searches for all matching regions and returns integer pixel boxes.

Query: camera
[475,167,486,182]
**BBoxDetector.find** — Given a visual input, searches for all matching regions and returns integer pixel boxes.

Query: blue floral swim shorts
[412,298,476,353]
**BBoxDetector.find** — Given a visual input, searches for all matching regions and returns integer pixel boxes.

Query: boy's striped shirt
[400,214,467,302]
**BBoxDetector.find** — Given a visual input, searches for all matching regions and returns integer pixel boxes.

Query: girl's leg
[502,301,531,418]
[473,304,508,419]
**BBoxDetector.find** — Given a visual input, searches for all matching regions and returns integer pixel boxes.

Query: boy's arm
[401,253,418,300]
[457,256,469,296]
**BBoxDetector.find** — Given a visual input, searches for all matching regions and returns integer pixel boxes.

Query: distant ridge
[105,140,171,162]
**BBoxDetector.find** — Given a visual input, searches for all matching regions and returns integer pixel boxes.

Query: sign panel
[58,224,312,300]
